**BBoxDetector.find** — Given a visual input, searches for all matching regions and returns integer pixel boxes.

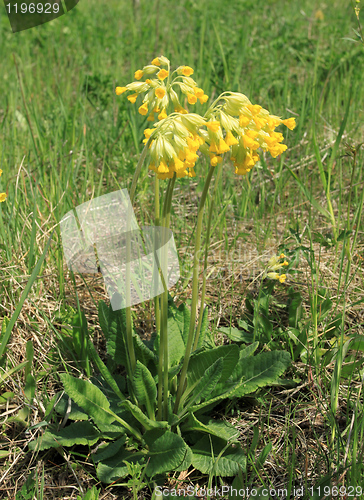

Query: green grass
[1,0,364,497]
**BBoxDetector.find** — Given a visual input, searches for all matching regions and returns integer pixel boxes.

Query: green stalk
[154,175,161,335]
[193,159,224,350]
[174,164,215,414]
[125,137,153,375]
[156,180,170,420]
[156,176,176,420]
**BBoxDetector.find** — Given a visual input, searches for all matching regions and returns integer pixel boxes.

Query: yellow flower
[147,114,155,122]
[145,79,152,85]
[157,160,169,173]
[239,115,251,127]
[155,87,166,99]
[225,131,238,146]
[187,94,197,105]
[269,143,287,158]
[182,66,194,76]
[0,193,6,203]
[279,274,287,283]
[247,104,262,115]
[205,121,220,133]
[315,9,324,21]
[158,109,168,120]
[210,155,223,166]
[152,57,161,66]
[194,87,204,98]
[282,117,296,130]
[216,139,230,154]
[134,70,144,80]
[157,69,169,81]
[267,116,281,130]
[127,93,138,104]
[198,94,209,104]
[115,86,127,95]
[138,102,149,116]
[242,135,259,150]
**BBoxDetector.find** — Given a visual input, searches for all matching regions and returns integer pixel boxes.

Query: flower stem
[157,175,176,420]
[125,137,153,375]
[193,160,224,350]
[173,164,215,414]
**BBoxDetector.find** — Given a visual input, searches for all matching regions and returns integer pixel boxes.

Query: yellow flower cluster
[0,170,6,203]
[115,55,209,125]
[143,113,206,180]
[200,92,296,176]
[265,253,289,283]
[115,57,295,180]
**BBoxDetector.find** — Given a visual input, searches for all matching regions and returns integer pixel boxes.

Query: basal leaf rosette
[116,57,296,179]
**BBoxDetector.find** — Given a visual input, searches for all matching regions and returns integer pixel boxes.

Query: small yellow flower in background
[355,0,361,19]
[264,253,289,283]
[0,169,6,203]
[315,9,324,21]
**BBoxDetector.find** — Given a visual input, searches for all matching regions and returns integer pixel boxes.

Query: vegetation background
[0,0,364,498]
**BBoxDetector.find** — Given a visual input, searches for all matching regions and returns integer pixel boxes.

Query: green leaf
[155,302,186,367]
[54,392,89,421]
[144,429,191,477]
[93,437,126,463]
[180,357,223,412]
[122,400,168,431]
[87,339,126,401]
[60,374,117,425]
[191,435,246,476]
[217,326,254,343]
[197,306,210,348]
[134,334,156,367]
[104,302,128,368]
[29,421,100,451]
[133,361,156,419]
[210,344,256,397]
[182,302,191,345]
[240,342,259,358]
[77,485,101,500]
[231,351,291,397]
[288,288,303,328]
[96,450,145,483]
[98,300,110,338]
[187,344,239,392]
[181,413,239,443]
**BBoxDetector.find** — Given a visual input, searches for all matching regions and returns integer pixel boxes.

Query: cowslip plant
[30,57,294,483]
